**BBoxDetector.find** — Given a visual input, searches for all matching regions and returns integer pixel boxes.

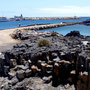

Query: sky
[0,0,90,17]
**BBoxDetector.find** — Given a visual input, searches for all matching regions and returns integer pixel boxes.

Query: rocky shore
[81,19,90,26]
[0,29,90,90]
[0,19,90,51]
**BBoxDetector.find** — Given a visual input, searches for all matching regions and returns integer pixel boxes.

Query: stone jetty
[12,19,90,31]
[0,21,81,31]
[0,30,90,90]
[19,21,81,31]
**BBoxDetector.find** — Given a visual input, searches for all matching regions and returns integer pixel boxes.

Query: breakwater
[22,22,81,30]
[13,19,89,31]
[11,21,81,31]
[0,21,80,31]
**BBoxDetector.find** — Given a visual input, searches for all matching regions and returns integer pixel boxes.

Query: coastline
[0,19,89,51]
[0,22,79,47]
[0,20,90,90]
[0,22,71,51]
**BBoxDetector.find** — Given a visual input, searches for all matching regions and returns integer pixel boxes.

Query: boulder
[4,66,9,76]
[46,65,53,71]
[53,62,59,76]
[53,57,60,62]
[65,31,81,37]
[41,63,47,76]
[10,59,17,68]
[31,65,39,76]
[16,70,25,80]
[37,60,42,68]
[82,19,90,26]
[42,76,52,83]
[0,53,5,75]
[8,71,16,79]
[25,69,32,77]
[51,52,58,59]
[14,65,28,71]
[10,76,19,86]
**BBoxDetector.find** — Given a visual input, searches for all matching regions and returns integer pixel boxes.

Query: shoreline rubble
[0,30,90,90]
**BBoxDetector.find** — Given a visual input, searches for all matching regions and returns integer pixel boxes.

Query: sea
[0,17,90,36]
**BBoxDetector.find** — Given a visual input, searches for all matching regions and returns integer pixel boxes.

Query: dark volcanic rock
[0,30,90,90]
[82,19,90,26]
[65,31,81,37]
[0,53,5,76]
[16,70,25,80]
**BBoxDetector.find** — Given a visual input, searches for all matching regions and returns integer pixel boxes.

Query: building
[14,14,23,19]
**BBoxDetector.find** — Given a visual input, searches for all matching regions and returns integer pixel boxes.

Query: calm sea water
[40,24,90,36]
[0,17,90,36]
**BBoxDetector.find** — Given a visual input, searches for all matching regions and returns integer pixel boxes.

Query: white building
[14,14,23,19]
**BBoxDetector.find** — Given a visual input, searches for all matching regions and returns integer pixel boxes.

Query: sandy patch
[0,28,19,51]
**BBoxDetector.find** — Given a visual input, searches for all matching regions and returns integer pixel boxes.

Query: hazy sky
[0,0,90,17]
